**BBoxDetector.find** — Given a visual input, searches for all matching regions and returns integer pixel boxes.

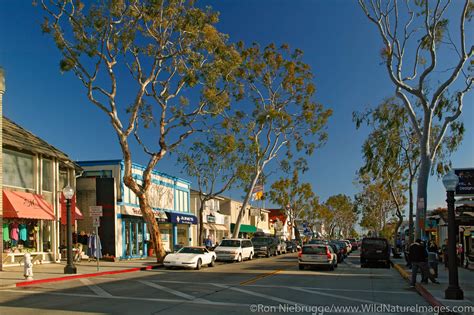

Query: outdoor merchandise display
[2,219,39,253]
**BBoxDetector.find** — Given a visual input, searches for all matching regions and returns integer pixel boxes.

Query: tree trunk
[408,175,415,245]
[232,171,260,238]
[394,210,404,250]
[139,194,166,263]
[198,200,205,246]
[415,153,431,239]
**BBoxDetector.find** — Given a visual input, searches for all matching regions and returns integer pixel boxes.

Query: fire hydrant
[23,253,34,280]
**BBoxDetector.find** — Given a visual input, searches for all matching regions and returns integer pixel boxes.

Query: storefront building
[190,192,230,246]
[76,160,195,259]
[220,197,257,238]
[2,117,81,266]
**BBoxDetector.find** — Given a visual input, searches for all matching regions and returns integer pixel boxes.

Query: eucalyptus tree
[324,194,356,239]
[229,43,332,238]
[178,132,244,245]
[359,0,473,238]
[354,99,418,244]
[268,163,315,240]
[355,176,397,237]
[40,0,240,261]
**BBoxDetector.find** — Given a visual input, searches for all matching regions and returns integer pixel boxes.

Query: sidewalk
[392,257,474,314]
[0,258,161,289]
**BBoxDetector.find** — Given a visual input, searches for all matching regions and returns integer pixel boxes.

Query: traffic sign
[92,216,101,227]
[89,206,103,217]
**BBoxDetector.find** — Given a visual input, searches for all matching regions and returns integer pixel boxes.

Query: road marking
[211,283,304,306]
[79,278,113,297]
[0,289,247,307]
[239,262,297,285]
[138,280,209,302]
[290,286,382,305]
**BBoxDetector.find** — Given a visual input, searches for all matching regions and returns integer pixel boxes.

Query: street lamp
[63,185,77,274]
[442,170,463,300]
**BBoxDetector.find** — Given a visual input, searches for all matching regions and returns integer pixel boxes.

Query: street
[0,252,433,315]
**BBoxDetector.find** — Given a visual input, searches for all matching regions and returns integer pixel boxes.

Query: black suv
[251,237,278,257]
[360,237,390,268]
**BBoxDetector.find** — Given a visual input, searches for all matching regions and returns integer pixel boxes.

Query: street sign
[455,168,474,196]
[89,206,103,217]
[92,216,101,227]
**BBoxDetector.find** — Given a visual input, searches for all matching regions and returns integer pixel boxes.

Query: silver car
[298,244,337,270]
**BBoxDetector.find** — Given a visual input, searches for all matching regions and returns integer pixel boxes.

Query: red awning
[75,207,84,220]
[3,190,55,220]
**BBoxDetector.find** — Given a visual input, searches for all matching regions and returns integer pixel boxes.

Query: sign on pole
[89,206,103,217]
[92,216,101,227]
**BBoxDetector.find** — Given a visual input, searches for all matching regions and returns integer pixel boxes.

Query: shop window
[42,159,53,192]
[59,170,68,190]
[3,149,34,189]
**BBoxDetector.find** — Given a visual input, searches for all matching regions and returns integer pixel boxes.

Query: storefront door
[122,219,146,258]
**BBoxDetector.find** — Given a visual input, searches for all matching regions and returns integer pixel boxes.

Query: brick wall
[76,177,97,234]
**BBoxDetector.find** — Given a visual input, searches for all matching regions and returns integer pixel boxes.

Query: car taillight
[326,249,331,260]
[298,251,302,258]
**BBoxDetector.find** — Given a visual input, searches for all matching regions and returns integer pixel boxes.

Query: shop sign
[89,206,103,217]
[120,205,167,221]
[167,212,197,224]
[455,169,474,196]
[207,215,215,223]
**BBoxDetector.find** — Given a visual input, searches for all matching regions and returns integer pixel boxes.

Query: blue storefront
[76,160,196,259]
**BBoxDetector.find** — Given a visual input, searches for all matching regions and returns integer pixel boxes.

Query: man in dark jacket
[409,239,439,287]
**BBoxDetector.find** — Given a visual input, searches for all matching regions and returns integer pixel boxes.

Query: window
[42,159,53,191]
[59,170,68,190]
[3,149,34,189]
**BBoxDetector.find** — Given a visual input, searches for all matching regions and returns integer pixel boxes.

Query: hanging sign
[92,216,101,227]
[89,206,103,217]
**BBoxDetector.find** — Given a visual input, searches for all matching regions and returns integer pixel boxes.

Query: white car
[163,246,216,270]
[214,239,254,262]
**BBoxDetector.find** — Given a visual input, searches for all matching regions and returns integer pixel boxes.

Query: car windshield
[302,246,327,254]
[219,240,241,247]
[363,239,387,249]
[178,247,206,254]
[251,238,271,245]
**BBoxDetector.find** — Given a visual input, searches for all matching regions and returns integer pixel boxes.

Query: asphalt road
[0,251,433,315]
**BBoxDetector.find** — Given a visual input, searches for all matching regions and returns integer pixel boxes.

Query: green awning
[231,223,257,233]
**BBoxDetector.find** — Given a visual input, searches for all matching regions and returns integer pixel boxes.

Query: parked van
[251,236,278,257]
[360,237,390,268]
[214,239,254,262]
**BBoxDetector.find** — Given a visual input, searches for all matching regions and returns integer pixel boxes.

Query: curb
[392,263,456,315]
[1,264,162,289]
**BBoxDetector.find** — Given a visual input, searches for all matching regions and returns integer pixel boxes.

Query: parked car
[163,246,216,270]
[276,239,287,255]
[329,242,344,263]
[360,237,390,268]
[348,238,359,251]
[214,239,254,262]
[308,239,328,245]
[298,244,337,270]
[251,236,278,257]
[334,241,348,258]
[341,240,352,254]
[285,240,298,253]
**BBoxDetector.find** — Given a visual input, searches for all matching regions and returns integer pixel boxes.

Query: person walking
[427,240,439,278]
[409,239,439,287]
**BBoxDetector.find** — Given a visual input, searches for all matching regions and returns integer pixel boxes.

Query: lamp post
[63,185,77,274]
[442,170,463,300]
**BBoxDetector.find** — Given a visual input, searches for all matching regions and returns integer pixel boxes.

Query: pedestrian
[408,239,439,287]
[204,235,213,249]
[427,241,439,278]
[442,239,449,270]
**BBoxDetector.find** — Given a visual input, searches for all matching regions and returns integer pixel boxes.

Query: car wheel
[299,264,304,270]
[237,254,242,262]
[209,257,215,267]
[249,252,253,260]
[195,259,202,270]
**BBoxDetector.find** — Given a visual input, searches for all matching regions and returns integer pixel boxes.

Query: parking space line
[1,289,247,307]
[138,280,209,302]
[290,286,382,305]
[211,283,304,306]
[79,278,113,297]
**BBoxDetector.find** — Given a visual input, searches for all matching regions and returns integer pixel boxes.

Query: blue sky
[0,1,472,216]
